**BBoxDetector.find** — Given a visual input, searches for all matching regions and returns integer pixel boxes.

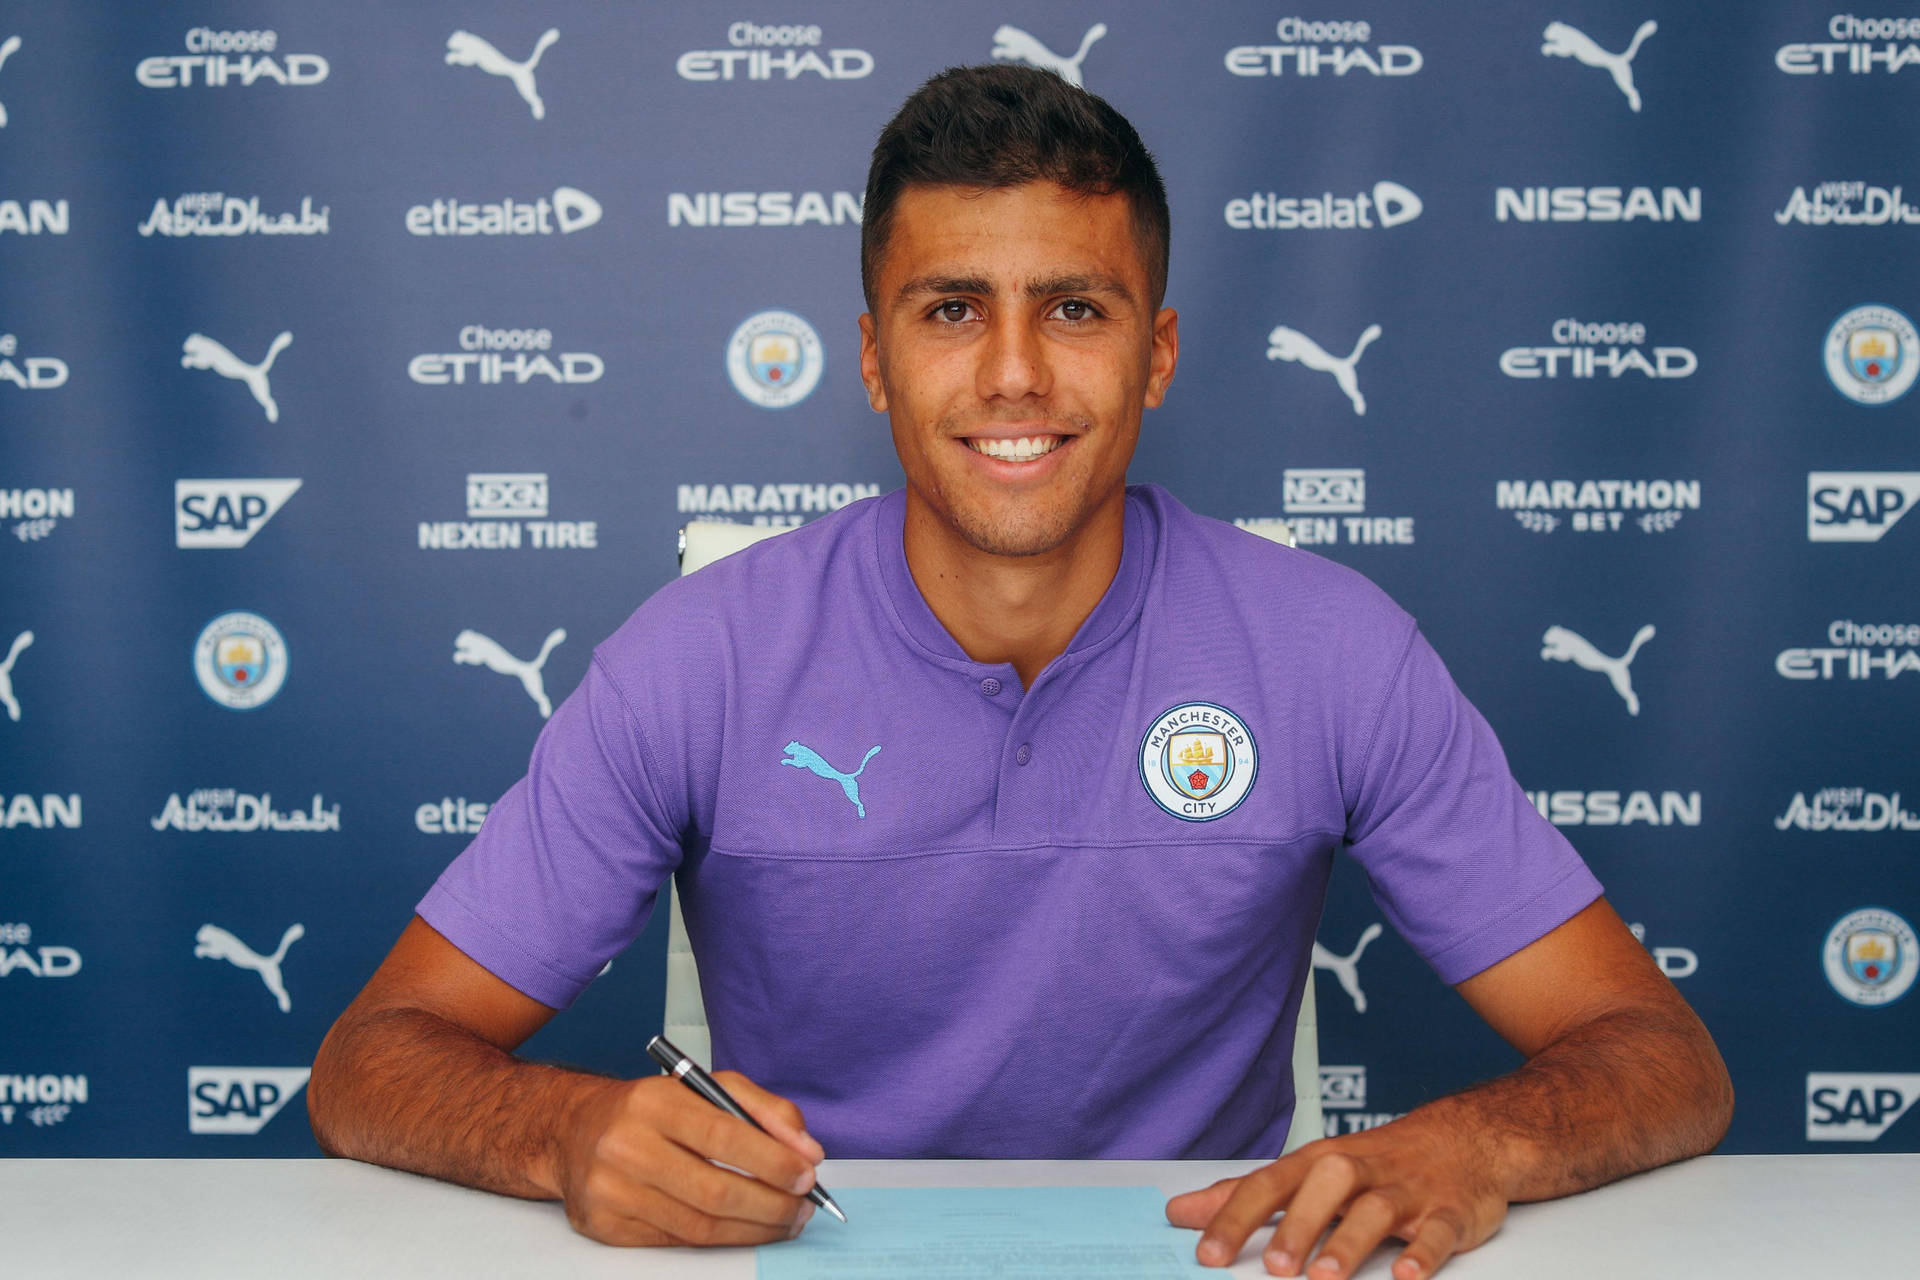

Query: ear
[858,313,888,412]
[1144,308,1178,408]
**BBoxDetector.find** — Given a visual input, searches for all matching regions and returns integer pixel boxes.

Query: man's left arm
[1168,896,1733,1280]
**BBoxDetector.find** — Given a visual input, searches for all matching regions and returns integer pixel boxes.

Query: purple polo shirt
[419,485,1601,1159]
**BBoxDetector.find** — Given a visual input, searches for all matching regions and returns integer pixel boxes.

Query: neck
[901,490,1127,689]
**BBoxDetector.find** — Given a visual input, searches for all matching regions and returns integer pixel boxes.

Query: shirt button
[1015,744,1032,766]
[980,677,1002,696]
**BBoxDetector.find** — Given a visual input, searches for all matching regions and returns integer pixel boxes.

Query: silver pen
[646,1034,848,1224]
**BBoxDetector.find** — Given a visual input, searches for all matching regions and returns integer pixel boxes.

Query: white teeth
[969,435,1061,461]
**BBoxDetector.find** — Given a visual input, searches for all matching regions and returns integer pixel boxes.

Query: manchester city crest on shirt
[193,611,288,710]
[726,309,823,409]
[1824,304,1918,406]
[1823,907,1917,1007]
[1138,702,1257,821]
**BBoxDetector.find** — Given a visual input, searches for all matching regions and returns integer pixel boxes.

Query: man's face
[859,181,1177,558]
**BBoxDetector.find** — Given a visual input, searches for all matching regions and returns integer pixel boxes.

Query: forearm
[308,1005,620,1199]
[1418,1000,1734,1203]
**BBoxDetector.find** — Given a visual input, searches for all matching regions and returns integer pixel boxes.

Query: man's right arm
[308,915,823,1246]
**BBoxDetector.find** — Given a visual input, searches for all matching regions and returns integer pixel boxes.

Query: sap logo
[0,332,69,387]
[1527,789,1700,827]
[0,198,67,235]
[415,797,489,835]
[668,191,863,228]
[137,30,328,89]
[1807,1073,1920,1141]
[1284,469,1364,514]
[1,793,81,829]
[1778,16,1920,74]
[404,188,601,237]
[1495,186,1699,223]
[677,24,872,81]
[188,1067,310,1135]
[1809,472,1920,542]
[175,479,301,549]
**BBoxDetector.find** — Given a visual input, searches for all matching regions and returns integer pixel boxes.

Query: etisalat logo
[1824,305,1917,406]
[1776,619,1920,680]
[408,326,603,386]
[136,27,329,88]
[1,332,68,389]
[1808,472,1920,542]
[419,473,598,551]
[1499,479,1700,535]
[677,22,872,81]
[1778,787,1919,833]
[1778,181,1920,227]
[0,1073,88,1129]
[416,797,489,835]
[1499,319,1696,380]
[1225,180,1421,232]
[152,789,340,834]
[676,481,882,528]
[1232,468,1414,547]
[404,187,601,237]
[991,22,1107,87]
[1540,20,1658,112]
[1777,15,1920,74]
[5,487,73,544]
[139,192,328,238]
[1225,17,1422,78]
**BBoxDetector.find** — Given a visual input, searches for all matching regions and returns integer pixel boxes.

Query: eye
[1053,298,1098,323]
[932,300,975,323]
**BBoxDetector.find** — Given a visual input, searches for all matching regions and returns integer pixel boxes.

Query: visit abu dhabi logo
[1139,702,1258,821]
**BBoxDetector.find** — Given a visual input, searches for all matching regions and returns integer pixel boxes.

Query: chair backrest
[666,516,1322,1152]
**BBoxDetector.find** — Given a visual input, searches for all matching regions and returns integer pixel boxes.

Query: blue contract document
[758,1185,1210,1279]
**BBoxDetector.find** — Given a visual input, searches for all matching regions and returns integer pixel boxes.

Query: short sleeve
[417,652,686,1008]
[1344,624,1603,985]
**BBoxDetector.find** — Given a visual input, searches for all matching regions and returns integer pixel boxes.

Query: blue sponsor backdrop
[3,2,1916,1155]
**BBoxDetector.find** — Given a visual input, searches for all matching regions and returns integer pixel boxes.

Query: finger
[648,1134,813,1229]
[1263,1153,1367,1275]
[1167,1175,1248,1228]
[1297,1189,1399,1279]
[656,1094,819,1198]
[713,1071,826,1162]
[572,1182,805,1248]
[1195,1161,1311,1267]
[1391,1213,1465,1280]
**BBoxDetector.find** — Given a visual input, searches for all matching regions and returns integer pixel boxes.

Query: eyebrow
[894,271,1137,307]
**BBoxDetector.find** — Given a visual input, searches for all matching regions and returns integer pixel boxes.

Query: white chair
[666,516,1323,1153]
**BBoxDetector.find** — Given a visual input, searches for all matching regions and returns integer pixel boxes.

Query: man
[310,66,1732,1278]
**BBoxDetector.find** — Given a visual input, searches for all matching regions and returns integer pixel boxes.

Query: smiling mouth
[965,435,1065,462]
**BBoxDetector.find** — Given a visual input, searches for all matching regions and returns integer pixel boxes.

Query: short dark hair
[861,64,1170,310]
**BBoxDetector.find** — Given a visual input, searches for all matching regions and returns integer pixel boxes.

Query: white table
[5,1155,1916,1277]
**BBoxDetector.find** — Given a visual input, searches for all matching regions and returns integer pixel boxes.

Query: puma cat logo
[195,922,304,1013]
[782,741,881,818]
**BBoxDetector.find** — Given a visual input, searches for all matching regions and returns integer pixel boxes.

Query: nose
[975,311,1050,402]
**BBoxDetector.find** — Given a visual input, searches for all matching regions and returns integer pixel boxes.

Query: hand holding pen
[649,1035,847,1224]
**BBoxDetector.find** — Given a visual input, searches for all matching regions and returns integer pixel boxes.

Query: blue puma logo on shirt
[781,741,881,818]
